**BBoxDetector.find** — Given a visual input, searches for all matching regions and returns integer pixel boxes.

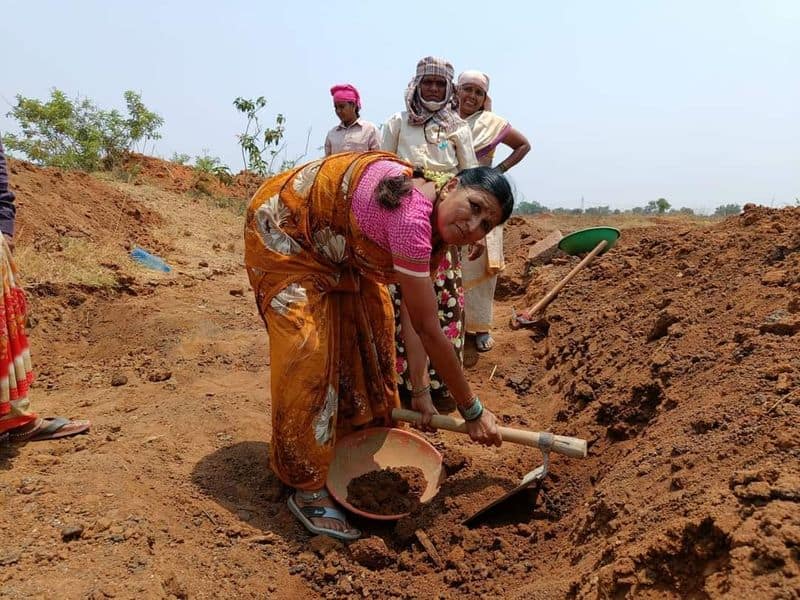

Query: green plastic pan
[510,226,621,329]
[557,226,620,256]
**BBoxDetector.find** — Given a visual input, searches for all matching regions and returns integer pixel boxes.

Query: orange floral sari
[244,152,409,490]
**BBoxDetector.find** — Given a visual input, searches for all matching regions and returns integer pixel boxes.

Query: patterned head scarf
[330,84,361,109]
[457,70,492,112]
[404,56,461,133]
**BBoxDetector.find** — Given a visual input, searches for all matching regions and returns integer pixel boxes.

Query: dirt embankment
[0,156,798,599]
[492,205,800,598]
[10,159,160,252]
[120,153,264,201]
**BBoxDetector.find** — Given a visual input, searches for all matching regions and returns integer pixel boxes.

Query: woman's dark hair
[375,166,514,220]
[374,174,413,209]
[457,166,514,223]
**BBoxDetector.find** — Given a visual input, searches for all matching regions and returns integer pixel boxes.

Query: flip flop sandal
[287,494,361,541]
[475,333,495,352]
[9,417,91,443]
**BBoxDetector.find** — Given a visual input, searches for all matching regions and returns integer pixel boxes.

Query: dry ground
[1,157,797,599]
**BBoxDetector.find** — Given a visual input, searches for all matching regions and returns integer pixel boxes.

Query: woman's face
[334,101,357,125]
[419,75,448,103]
[457,83,486,117]
[435,178,503,245]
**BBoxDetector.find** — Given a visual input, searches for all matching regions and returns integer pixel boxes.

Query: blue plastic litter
[130,247,171,272]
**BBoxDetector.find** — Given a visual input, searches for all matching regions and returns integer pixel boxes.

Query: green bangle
[458,397,484,421]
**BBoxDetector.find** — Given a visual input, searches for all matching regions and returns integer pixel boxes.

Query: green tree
[643,198,671,214]
[714,204,741,216]
[584,205,611,216]
[123,90,164,154]
[233,96,287,175]
[3,88,163,171]
[514,200,548,214]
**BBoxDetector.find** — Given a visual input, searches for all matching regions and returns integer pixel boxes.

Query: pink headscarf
[457,70,492,111]
[330,84,361,109]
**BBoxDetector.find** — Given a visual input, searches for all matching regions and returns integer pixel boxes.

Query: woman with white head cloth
[457,69,531,352]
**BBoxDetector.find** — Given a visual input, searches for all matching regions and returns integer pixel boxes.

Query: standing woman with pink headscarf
[382,56,481,416]
[457,70,531,352]
[324,84,381,155]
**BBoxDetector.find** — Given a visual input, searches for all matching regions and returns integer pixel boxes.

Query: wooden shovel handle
[391,408,587,458]
[524,239,608,315]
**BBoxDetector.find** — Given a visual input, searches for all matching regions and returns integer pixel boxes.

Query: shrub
[3,88,163,171]
[584,205,611,216]
[714,204,741,217]
[194,150,233,185]
[514,200,548,214]
[170,152,191,166]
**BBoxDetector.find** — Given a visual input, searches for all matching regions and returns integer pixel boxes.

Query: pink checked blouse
[351,160,433,278]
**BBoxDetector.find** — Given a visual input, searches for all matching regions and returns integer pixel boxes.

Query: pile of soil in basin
[346,467,428,515]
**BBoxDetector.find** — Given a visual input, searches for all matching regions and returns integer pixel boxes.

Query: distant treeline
[514,199,743,217]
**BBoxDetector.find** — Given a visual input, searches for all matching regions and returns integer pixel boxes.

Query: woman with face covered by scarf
[382,56,480,416]
[456,70,531,353]
[382,57,478,173]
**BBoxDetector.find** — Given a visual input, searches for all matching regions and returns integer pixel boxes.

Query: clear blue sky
[2,0,798,212]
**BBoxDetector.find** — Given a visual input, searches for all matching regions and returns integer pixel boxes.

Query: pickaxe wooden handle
[391,408,587,458]
[511,239,608,328]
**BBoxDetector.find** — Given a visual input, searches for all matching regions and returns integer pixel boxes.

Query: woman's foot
[288,488,360,541]
[475,332,495,352]
[6,417,90,443]
[463,335,479,368]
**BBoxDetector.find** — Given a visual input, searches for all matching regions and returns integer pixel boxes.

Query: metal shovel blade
[462,465,546,527]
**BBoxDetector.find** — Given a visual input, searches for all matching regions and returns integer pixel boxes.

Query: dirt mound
[2,153,798,599]
[500,205,800,597]
[121,153,263,202]
[9,159,160,252]
[495,215,552,299]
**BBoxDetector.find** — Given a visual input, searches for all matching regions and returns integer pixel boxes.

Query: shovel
[391,408,587,525]
[510,226,620,330]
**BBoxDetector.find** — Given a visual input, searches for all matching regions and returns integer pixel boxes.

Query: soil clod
[346,467,427,515]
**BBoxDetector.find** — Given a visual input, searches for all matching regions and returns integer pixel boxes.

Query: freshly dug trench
[347,467,428,515]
